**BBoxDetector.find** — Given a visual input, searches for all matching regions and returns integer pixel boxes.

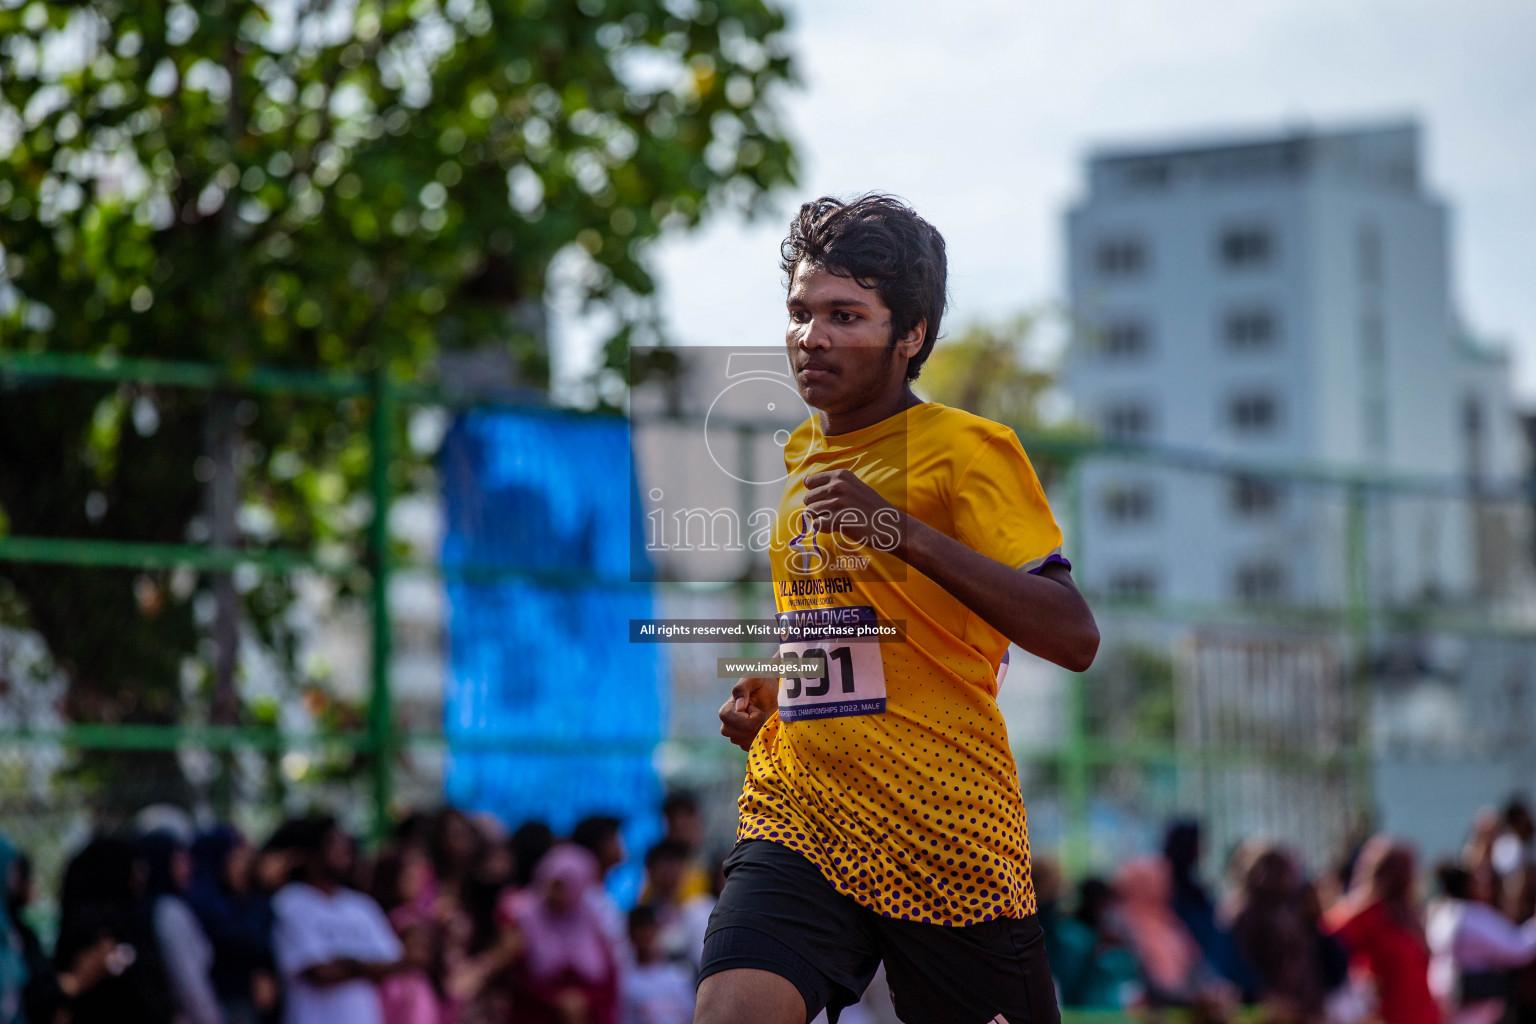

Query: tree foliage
[0,0,797,779]
[917,314,1060,431]
[917,313,1083,488]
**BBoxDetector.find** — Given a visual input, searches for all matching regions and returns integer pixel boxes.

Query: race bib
[776,606,887,721]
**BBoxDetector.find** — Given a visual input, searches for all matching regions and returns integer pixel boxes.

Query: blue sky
[553,0,1536,399]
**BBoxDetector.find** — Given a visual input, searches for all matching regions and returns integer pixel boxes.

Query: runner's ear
[896,320,926,360]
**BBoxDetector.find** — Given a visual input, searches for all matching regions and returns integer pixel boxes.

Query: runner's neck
[818,386,923,436]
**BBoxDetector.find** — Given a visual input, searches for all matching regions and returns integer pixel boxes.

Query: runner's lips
[796,363,837,380]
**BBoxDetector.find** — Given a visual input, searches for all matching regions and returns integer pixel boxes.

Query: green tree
[918,314,1058,430]
[1083,643,1176,743]
[917,312,1085,488]
[0,0,796,814]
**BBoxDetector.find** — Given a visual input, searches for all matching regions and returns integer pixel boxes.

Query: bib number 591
[780,646,855,699]
[776,632,886,721]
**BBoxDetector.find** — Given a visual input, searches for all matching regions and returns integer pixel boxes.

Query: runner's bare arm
[906,540,1098,672]
[804,468,1099,672]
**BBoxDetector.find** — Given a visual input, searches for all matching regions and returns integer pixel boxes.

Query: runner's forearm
[896,513,1098,671]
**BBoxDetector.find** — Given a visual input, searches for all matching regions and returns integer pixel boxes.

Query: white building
[1063,121,1522,611]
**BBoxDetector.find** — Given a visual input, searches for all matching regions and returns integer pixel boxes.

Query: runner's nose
[798,316,833,351]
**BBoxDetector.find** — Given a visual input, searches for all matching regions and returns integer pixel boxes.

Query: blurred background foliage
[1083,643,1177,745]
[918,312,1085,489]
[919,315,1058,430]
[0,0,798,806]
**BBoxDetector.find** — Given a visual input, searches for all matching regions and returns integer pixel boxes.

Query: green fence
[4,348,1536,893]
[2,350,406,837]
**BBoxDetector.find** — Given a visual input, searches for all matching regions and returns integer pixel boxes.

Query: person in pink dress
[500,844,619,1024]
[374,844,448,1024]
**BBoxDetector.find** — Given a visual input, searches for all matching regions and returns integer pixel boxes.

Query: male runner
[695,195,1100,1024]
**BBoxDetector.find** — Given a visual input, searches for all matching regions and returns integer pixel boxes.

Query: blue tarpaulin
[440,409,663,904]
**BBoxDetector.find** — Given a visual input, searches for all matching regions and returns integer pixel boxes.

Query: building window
[1234,561,1287,604]
[1357,223,1382,286]
[1103,484,1155,524]
[1104,401,1153,440]
[1123,160,1172,190]
[1231,475,1282,517]
[1224,308,1277,350]
[1464,394,1484,483]
[1095,236,1148,279]
[1227,391,1279,434]
[1360,312,1385,363]
[1102,319,1151,358]
[1365,395,1389,452]
[1107,568,1159,602]
[1219,225,1274,269]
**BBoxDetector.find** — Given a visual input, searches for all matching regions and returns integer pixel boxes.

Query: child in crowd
[640,841,716,973]
[372,844,447,1024]
[620,906,693,1024]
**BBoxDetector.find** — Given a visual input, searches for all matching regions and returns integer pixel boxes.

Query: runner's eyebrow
[786,295,875,309]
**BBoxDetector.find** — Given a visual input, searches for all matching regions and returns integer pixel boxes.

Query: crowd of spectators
[0,792,717,1024]
[1036,801,1536,1023]
[10,793,1536,1024]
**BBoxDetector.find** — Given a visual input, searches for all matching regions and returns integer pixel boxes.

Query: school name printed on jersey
[777,575,855,598]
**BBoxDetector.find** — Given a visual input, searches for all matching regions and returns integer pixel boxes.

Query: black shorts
[699,839,1060,1024]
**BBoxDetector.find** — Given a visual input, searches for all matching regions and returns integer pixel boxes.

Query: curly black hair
[780,193,948,381]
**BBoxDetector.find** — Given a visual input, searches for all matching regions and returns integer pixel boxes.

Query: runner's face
[785,262,920,415]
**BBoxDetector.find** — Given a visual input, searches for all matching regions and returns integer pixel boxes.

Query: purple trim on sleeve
[1025,553,1072,575]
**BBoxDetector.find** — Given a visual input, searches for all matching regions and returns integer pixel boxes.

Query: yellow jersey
[736,401,1066,926]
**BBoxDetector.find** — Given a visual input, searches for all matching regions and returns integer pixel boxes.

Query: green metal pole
[1345,484,1373,830]
[1061,455,1091,874]
[1065,454,1085,590]
[368,368,395,841]
[1346,484,1370,631]
[1063,673,1092,876]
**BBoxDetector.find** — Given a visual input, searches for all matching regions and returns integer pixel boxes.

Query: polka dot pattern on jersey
[736,404,1063,928]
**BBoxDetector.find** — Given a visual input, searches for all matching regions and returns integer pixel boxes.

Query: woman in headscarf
[501,844,617,1024]
[187,827,277,1024]
[1324,834,1440,1024]
[1113,856,1236,1011]
[142,830,225,1024]
[1164,820,1258,999]
[461,816,515,967]
[55,834,176,1024]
